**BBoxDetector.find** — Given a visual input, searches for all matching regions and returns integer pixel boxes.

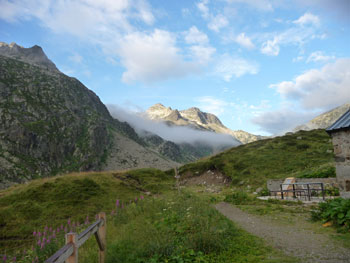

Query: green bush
[311,198,350,229]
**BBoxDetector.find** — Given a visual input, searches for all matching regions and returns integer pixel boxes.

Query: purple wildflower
[2,255,6,261]
[37,239,41,246]
[116,199,120,207]
[43,231,46,236]
[33,231,36,236]
[37,231,41,237]
[61,224,63,230]
[67,218,71,225]
[140,195,144,200]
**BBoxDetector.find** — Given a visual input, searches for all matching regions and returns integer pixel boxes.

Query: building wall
[331,130,350,198]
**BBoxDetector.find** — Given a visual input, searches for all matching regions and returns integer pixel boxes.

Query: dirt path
[215,202,350,263]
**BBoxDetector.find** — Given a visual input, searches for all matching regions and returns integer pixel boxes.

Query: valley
[0,42,350,263]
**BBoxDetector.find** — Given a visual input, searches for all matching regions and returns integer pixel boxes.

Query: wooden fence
[45,212,106,263]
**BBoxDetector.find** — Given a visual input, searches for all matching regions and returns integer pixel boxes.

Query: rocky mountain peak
[0,41,59,72]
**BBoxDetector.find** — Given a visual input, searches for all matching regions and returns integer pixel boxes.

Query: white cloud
[251,108,318,134]
[189,45,216,64]
[293,12,320,27]
[214,54,259,81]
[235,33,255,50]
[260,14,321,56]
[208,14,229,32]
[184,26,209,45]
[196,0,229,32]
[119,29,199,83]
[306,51,335,63]
[226,0,273,11]
[197,0,210,18]
[261,37,280,56]
[270,58,350,110]
[195,96,228,115]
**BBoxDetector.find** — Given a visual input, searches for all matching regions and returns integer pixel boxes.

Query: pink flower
[37,231,41,237]
[33,231,36,236]
[140,195,144,200]
[116,199,120,207]
[67,218,71,225]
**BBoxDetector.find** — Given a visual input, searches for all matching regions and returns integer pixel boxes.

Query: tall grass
[103,192,294,263]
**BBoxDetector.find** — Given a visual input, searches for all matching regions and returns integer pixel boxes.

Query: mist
[107,105,239,148]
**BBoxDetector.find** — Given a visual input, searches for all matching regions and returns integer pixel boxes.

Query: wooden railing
[45,212,106,263]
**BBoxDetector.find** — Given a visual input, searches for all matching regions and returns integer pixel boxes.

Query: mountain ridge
[147,103,266,144]
[294,103,350,132]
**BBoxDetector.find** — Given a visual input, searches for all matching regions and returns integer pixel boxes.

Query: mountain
[0,42,59,72]
[146,103,266,144]
[294,103,350,131]
[0,43,177,188]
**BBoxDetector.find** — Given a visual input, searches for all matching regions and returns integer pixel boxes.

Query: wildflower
[49,227,52,232]
[2,255,6,261]
[135,197,138,202]
[47,239,51,244]
[57,228,60,234]
[41,242,45,249]
[116,199,120,207]
[37,231,41,237]
[33,231,36,236]
[43,231,46,236]
[37,239,41,246]
[64,227,68,233]
[67,218,71,225]
[122,203,125,209]
[44,225,48,231]
[140,195,144,200]
[60,224,64,230]
[12,257,16,262]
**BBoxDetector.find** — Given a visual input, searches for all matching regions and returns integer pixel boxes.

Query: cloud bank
[253,58,350,134]
[107,105,239,148]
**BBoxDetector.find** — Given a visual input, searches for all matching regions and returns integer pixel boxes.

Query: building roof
[326,108,350,134]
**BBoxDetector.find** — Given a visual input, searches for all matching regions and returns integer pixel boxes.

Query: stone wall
[331,129,350,198]
[267,178,338,191]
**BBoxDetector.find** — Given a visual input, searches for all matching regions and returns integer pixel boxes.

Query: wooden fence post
[97,212,106,263]
[65,233,78,263]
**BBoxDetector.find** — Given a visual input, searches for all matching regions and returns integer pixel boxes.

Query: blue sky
[1,0,349,135]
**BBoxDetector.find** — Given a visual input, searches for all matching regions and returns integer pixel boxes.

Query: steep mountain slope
[0,42,59,72]
[147,103,266,144]
[0,43,177,188]
[294,103,350,131]
[179,129,334,189]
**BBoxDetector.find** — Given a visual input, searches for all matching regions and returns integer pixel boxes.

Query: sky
[0,0,349,136]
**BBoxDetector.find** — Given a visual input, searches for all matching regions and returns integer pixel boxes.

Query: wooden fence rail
[45,212,106,263]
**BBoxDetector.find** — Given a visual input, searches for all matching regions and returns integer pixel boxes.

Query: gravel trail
[215,202,350,263]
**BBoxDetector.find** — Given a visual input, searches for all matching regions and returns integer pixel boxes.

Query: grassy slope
[180,129,334,188]
[0,168,174,251]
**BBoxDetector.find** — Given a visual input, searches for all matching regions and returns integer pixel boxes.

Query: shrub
[311,198,350,229]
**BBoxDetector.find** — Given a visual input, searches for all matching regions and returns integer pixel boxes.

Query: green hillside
[0,168,174,251]
[179,129,334,188]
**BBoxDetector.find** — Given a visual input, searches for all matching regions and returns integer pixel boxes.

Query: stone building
[326,109,350,198]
